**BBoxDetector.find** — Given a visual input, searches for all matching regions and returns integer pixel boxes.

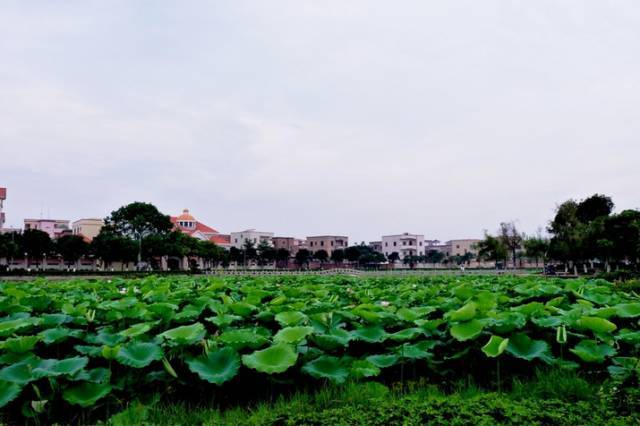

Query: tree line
[476,194,640,273]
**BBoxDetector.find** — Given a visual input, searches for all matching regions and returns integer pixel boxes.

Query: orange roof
[209,234,230,245]
[176,208,195,222]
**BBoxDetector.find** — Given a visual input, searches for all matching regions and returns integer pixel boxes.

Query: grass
[104,369,638,426]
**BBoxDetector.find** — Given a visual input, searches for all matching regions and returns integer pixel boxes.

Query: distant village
[0,186,488,271]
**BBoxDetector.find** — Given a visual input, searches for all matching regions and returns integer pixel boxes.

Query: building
[272,237,303,255]
[72,218,104,242]
[428,239,481,257]
[170,209,230,248]
[0,187,5,230]
[369,241,382,253]
[230,230,274,249]
[306,235,348,255]
[24,219,71,239]
[381,233,425,259]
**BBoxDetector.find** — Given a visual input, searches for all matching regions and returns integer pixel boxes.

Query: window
[419,242,422,246]
[456,245,460,249]
[393,242,396,246]
[320,241,324,246]
[385,242,388,247]
[402,241,406,246]
[330,241,334,246]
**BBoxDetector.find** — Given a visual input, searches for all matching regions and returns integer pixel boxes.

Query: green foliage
[0,274,639,423]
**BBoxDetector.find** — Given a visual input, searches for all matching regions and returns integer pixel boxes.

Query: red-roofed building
[170,209,230,248]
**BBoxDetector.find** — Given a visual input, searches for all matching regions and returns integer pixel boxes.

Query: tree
[344,246,361,264]
[295,249,311,269]
[257,240,276,266]
[476,234,507,268]
[91,227,138,270]
[314,249,329,264]
[105,202,173,264]
[275,248,291,268]
[576,194,614,223]
[523,236,549,268]
[499,222,523,269]
[330,249,345,265]
[0,232,19,266]
[56,235,89,268]
[387,252,400,264]
[425,250,444,267]
[197,240,225,270]
[21,229,52,267]
[242,240,257,266]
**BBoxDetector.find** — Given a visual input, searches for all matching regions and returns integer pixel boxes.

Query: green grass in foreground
[107,369,640,426]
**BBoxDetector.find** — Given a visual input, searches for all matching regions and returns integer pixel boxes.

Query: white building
[230,229,274,249]
[381,233,425,259]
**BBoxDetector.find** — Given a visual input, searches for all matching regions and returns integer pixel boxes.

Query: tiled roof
[209,234,231,244]
[170,216,218,234]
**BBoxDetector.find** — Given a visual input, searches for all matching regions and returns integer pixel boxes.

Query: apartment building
[381,233,425,259]
[369,241,382,253]
[72,218,104,242]
[272,237,303,255]
[306,235,348,255]
[24,218,71,239]
[428,239,481,257]
[230,229,274,249]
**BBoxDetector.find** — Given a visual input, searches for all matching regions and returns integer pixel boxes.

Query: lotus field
[1,275,639,422]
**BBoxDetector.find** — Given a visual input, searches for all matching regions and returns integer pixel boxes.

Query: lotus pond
[0,275,639,423]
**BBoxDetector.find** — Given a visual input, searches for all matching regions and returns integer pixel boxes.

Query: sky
[1,1,639,244]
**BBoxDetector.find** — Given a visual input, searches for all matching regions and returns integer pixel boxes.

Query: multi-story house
[24,219,71,239]
[170,209,230,248]
[306,235,348,256]
[272,237,303,255]
[381,233,425,259]
[230,230,274,249]
[72,218,104,242]
[0,187,5,230]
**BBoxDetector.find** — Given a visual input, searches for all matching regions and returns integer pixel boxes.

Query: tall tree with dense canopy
[499,222,523,269]
[21,229,52,267]
[105,202,173,263]
[476,234,507,268]
[56,235,89,268]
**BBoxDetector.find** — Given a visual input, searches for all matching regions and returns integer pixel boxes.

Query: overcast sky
[1,1,639,243]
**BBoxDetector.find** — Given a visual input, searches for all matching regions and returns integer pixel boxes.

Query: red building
[170,209,230,248]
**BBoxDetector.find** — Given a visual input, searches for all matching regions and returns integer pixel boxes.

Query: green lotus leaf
[40,327,77,345]
[388,327,422,342]
[159,323,206,346]
[218,329,268,350]
[448,302,477,322]
[74,345,103,357]
[205,314,242,328]
[40,313,73,328]
[481,335,509,358]
[570,339,616,363]
[0,318,37,338]
[592,307,618,319]
[366,354,399,368]
[71,367,111,383]
[1,335,40,353]
[120,322,156,338]
[512,302,545,317]
[116,342,163,368]
[90,330,126,347]
[0,359,39,385]
[242,344,298,374]
[616,303,640,318]
[353,308,383,323]
[274,326,314,344]
[312,328,352,350]
[450,319,484,341]
[228,302,257,317]
[0,381,22,409]
[396,308,420,322]
[63,382,112,408]
[506,333,551,362]
[101,345,121,360]
[350,359,381,378]
[186,347,240,385]
[490,312,527,334]
[302,356,349,384]
[275,311,308,326]
[396,340,437,360]
[532,316,562,328]
[616,329,640,344]
[415,319,445,333]
[351,326,388,343]
[577,316,617,334]
[32,357,89,379]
